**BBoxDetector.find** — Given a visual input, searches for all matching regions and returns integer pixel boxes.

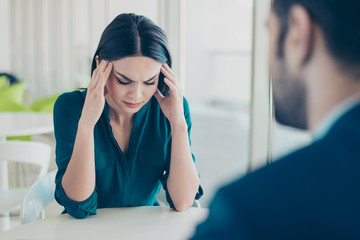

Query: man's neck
[306,69,360,130]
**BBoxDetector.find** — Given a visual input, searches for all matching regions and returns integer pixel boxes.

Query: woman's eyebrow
[144,73,160,82]
[115,71,159,82]
[115,72,134,82]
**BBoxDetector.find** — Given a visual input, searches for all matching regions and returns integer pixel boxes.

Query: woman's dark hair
[91,13,171,96]
[273,0,360,78]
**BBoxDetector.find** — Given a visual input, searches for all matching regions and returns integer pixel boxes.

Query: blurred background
[0,0,311,210]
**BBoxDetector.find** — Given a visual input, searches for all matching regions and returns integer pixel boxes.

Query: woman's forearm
[167,121,200,212]
[61,119,96,202]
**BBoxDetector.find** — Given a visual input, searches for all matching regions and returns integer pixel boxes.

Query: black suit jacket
[191,103,360,239]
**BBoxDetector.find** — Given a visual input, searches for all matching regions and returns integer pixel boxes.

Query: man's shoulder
[218,137,349,203]
[193,121,360,239]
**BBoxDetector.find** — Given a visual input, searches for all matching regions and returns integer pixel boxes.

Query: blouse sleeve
[53,91,98,219]
[160,97,204,209]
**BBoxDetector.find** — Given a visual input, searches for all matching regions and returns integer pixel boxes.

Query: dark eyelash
[144,82,155,86]
[116,77,130,85]
[116,77,155,86]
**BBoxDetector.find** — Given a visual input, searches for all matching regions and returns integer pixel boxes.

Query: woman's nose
[128,83,142,100]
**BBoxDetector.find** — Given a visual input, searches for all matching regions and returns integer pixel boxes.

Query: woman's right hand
[80,56,113,128]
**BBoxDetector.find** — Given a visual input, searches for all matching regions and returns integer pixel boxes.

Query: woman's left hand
[154,64,186,127]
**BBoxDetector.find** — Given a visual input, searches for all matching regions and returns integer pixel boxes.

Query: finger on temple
[154,88,165,102]
[163,64,175,77]
[164,78,176,92]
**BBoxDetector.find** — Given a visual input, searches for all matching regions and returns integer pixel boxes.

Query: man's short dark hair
[273,0,360,78]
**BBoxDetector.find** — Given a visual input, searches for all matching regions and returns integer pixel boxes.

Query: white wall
[0,0,163,100]
[0,0,11,72]
[1,0,253,105]
[185,0,253,105]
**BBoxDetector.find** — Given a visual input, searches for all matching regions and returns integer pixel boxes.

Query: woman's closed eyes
[115,71,159,86]
[116,77,156,86]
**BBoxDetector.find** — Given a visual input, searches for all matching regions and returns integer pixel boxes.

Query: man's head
[269,0,360,130]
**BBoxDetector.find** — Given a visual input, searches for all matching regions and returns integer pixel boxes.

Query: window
[185,0,254,206]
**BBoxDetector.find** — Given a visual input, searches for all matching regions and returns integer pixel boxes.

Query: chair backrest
[0,141,51,185]
[21,170,56,224]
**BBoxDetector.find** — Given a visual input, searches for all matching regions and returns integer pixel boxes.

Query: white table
[0,206,208,240]
[0,112,53,140]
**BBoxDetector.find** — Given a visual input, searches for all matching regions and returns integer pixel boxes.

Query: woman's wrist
[78,117,96,131]
[170,118,187,132]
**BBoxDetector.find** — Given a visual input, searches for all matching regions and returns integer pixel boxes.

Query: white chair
[0,140,51,231]
[156,187,201,208]
[21,170,56,224]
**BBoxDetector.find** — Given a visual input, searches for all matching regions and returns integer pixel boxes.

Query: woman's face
[105,56,162,115]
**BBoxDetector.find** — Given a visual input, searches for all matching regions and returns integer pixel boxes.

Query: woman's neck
[106,97,135,126]
[109,108,134,126]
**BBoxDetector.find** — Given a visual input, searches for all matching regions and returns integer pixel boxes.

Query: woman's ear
[96,55,100,67]
[104,84,108,96]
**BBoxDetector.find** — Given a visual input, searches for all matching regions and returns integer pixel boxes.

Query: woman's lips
[123,101,141,108]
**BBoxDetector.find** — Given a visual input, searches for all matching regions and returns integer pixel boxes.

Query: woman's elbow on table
[55,184,97,219]
[173,199,193,212]
[174,205,190,212]
[65,206,94,219]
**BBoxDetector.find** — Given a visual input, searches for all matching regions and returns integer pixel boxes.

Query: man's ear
[285,5,313,73]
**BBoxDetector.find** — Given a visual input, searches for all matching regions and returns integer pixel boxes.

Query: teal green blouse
[54,90,203,219]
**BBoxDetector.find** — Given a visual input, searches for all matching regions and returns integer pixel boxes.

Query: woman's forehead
[112,56,161,69]
[111,56,162,78]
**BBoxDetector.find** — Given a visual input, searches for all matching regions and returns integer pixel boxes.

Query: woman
[54,13,202,219]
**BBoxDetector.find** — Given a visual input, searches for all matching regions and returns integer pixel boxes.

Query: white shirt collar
[312,94,360,141]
